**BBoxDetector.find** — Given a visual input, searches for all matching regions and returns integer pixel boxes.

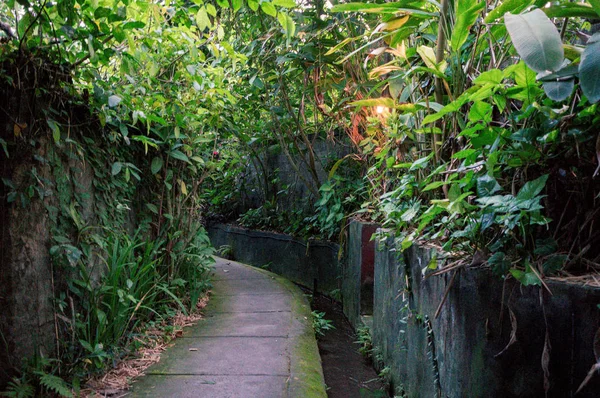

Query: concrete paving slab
[211,263,271,281]
[205,293,294,314]
[188,312,292,337]
[129,257,326,397]
[146,336,289,376]
[211,278,289,296]
[129,375,287,398]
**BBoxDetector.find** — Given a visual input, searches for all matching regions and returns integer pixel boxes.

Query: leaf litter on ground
[81,294,211,397]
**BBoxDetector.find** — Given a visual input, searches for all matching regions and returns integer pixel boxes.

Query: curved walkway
[129,257,326,397]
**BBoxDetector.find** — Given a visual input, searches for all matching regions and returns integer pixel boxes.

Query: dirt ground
[310,294,389,398]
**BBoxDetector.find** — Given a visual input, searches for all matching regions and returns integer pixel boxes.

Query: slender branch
[434,0,450,163]
[19,0,50,51]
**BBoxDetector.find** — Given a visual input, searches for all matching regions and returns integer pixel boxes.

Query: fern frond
[37,373,73,398]
[1,378,35,398]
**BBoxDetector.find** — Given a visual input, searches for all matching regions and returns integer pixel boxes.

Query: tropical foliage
[1,0,600,393]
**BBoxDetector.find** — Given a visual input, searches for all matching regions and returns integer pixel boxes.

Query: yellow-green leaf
[349,97,396,108]
[261,2,277,16]
[195,7,210,31]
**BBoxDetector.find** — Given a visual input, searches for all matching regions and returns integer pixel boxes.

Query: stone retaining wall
[207,221,600,397]
[374,234,600,397]
[207,224,341,297]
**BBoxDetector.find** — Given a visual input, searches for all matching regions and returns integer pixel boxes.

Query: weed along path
[129,257,327,397]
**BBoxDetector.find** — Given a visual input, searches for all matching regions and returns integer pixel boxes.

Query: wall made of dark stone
[374,233,600,397]
[207,224,341,297]
[206,221,600,397]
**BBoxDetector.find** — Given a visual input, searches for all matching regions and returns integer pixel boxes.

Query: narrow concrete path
[129,257,326,397]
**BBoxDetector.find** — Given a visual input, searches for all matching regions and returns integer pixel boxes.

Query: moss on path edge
[233,261,327,398]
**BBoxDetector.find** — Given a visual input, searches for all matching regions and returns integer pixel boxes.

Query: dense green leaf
[485,0,533,22]
[468,101,493,123]
[588,0,600,17]
[232,0,243,12]
[261,2,277,16]
[505,10,564,73]
[580,33,600,103]
[489,252,511,276]
[510,268,541,286]
[273,0,296,7]
[349,97,395,108]
[151,157,163,174]
[542,79,574,101]
[111,162,123,176]
[47,119,61,143]
[108,95,122,107]
[477,175,502,197]
[451,0,485,51]
[169,150,191,163]
[195,7,210,31]
[544,3,598,19]
[331,1,434,15]
[516,174,548,201]
[422,95,469,124]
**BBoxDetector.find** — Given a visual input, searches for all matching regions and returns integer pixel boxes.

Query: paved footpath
[129,257,327,397]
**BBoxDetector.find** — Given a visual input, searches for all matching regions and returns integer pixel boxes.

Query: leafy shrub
[355,326,374,359]
[311,311,335,338]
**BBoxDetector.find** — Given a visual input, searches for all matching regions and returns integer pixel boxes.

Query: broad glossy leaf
[580,33,600,103]
[112,162,123,176]
[589,0,600,17]
[247,0,259,11]
[47,119,60,143]
[477,175,502,197]
[277,12,296,42]
[151,157,163,174]
[505,9,564,73]
[417,45,447,73]
[231,0,242,11]
[94,7,112,19]
[195,7,210,31]
[468,101,492,123]
[381,15,409,31]
[474,69,503,85]
[488,252,511,275]
[510,268,541,286]
[261,2,277,16]
[516,174,548,201]
[108,95,122,107]
[542,79,574,101]
[122,21,145,29]
[169,150,191,163]
[422,95,469,125]
[206,3,217,16]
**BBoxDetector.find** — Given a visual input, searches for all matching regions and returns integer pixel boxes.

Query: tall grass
[57,226,214,374]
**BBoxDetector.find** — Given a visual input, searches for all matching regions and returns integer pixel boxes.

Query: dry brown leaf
[81,294,210,397]
[13,122,26,137]
[494,308,517,358]
[576,362,600,395]
[542,330,551,395]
